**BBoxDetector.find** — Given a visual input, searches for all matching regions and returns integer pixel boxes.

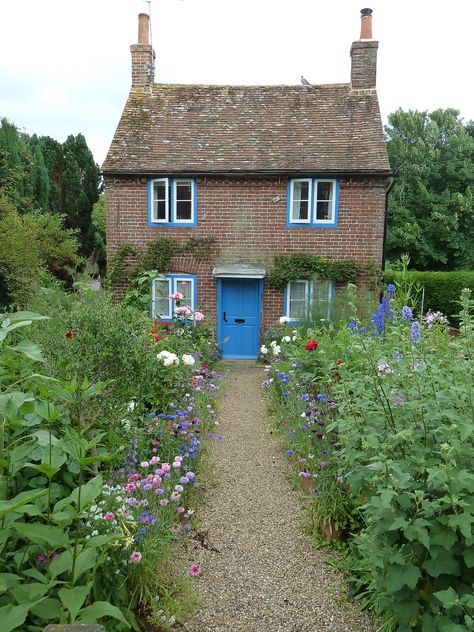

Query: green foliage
[386,108,474,270]
[0,194,80,308]
[268,253,377,289]
[263,285,474,630]
[108,237,217,287]
[385,268,474,325]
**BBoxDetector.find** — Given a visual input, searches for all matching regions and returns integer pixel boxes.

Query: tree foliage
[386,108,474,270]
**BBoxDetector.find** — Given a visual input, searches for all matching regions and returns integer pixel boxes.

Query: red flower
[164,322,172,328]
[154,320,162,326]
[154,335,161,342]
[150,328,158,334]
[336,359,344,365]
[305,339,318,351]
[65,329,74,339]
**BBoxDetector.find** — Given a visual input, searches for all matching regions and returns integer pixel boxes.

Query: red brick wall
[105,174,386,331]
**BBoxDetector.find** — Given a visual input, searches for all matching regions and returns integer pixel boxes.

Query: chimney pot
[138,13,150,45]
[360,7,373,39]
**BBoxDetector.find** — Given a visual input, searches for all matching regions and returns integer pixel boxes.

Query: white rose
[182,354,195,366]
[163,354,179,366]
[282,336,291,343]
[157,350,172,360]
[270,340,277,347]
[260,345,269,354]
[272,345,281,356]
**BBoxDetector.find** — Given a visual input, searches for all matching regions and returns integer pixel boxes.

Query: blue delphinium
[411,321,421,345]
[348,319,357,333]
[402,306,413,321]
[387,283,395,299]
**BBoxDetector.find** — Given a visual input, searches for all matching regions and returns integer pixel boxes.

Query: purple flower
[387,284,395,299]
[287,449,295,456]
[401,305,413,321]
[319,461,329,469]
[348,320,357,333]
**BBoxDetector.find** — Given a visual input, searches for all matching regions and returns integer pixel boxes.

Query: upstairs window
[287,178,338,227]
[149,178,196,226]
[285,278,334,322]
[151,274,196,320]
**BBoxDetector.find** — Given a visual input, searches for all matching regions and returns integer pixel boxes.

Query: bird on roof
[301,75,311,86]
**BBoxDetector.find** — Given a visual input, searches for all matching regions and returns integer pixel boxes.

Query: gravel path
[182,362,375,632]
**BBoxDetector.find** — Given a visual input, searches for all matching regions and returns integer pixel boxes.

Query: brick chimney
[130,13,155,89]
[350,8,378,90]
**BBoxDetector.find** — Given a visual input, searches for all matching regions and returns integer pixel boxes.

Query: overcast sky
[1,0,473,166]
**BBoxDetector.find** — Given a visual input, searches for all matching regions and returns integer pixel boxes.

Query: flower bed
[0,289,221,631]
[262,284,474,631]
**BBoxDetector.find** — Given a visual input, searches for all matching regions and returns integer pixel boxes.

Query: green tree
[61,134,100,256]
[386,108,474,270]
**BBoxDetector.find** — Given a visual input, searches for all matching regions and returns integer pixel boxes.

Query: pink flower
[194,311,205,322]
[170,492,181,502]
[140,461,149,468]
[104,512,115,521]
[173,461,181,469]
[129,551,142,563]
[160,498,170,506]
[170,292,184,301]
[162,463,171,473]
[175,306,192,316]
[150,456,160,465]
[188,563,201,576]
[125,483,136,492]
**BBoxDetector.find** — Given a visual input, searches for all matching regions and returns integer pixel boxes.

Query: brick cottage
[103,8,390,359]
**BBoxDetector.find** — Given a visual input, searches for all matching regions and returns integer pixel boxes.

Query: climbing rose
[194,311,205,321]
[305,340,319,351]
[175,306,192,316]
[171,292,184,301]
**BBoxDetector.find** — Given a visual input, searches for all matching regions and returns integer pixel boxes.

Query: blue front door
[219,278,262,359]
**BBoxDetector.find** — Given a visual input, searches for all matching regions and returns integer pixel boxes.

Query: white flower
[182,354,195,366]
[282,336,291,343]
[279,316,290,324]
[163,353,179,367]
[157,350,172,360]
[272,345,281,356]
[270,340,278,347]
[376,362,392,376]
[127,401,136,412]
[260,345,269,355]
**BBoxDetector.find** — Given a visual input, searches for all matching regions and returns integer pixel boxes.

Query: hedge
[384,270,474,326]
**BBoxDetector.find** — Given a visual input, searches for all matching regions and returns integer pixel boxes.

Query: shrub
[385,269,474,326]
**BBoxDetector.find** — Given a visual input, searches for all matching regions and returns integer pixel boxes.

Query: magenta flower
[104,512,115,521]
[188,563,201,576]
[130,551,142,563]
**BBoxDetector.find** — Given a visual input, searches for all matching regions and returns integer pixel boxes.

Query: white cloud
[1,0,473,165]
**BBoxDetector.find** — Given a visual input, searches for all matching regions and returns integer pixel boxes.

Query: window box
[151,274,197,320]
[287,178,339,228]
[148,178,197,227]
[284,278,335,322]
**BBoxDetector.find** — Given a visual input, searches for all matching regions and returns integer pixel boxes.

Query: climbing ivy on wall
[268,253,382,289]
[108,236,217,285]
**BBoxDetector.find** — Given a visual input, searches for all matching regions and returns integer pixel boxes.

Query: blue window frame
[284,279,335,322]
[148,178,197,227]
[151,274,197,320]
[286,178,339,228]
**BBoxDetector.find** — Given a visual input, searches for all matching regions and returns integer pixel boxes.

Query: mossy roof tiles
[102,83,390,175]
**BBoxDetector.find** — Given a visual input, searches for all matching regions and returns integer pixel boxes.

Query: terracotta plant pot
[320,520,342,541]
[302,476,313,494]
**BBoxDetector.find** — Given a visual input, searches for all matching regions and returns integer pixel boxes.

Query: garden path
[182,362,374,632]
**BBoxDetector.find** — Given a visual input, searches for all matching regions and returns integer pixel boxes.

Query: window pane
[316,201,330,221]
[154,279,171,317]
[176,279,193,307]
[156,200,167,220]
[291,181,310,221]
[312,280,333,320]
[176,182,192,201]
[153,180,169,221]
[317,181,332,201]
[289,281,307,301]
[289,299,306,320]
[288,281,307,319]
[176,200,192,221]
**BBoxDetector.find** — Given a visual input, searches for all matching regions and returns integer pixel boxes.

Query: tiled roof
[102,83,390,175]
